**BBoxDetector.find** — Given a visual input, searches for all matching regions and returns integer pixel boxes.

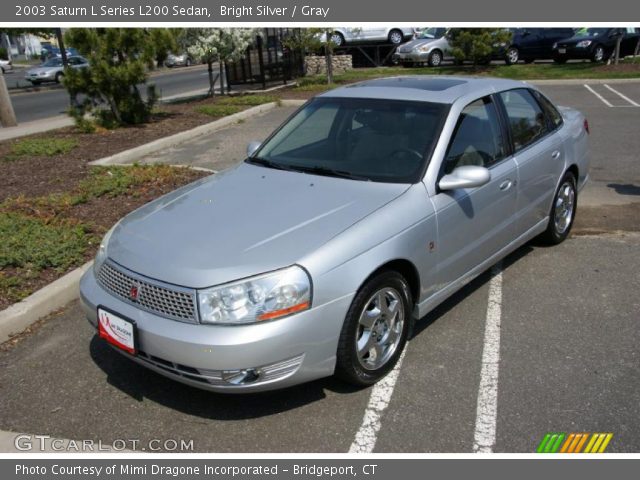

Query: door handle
[499,179,513,191]
[551,150,561,159]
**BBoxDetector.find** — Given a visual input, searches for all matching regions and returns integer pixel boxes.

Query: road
[0,83,639,453]
[5,65,216,123]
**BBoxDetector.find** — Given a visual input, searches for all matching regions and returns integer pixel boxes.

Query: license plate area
[98,307,137,355]
[558,48,566,54]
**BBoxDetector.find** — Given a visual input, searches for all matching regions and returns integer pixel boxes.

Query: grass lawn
[0,164,208,310]
[294,61,640,94]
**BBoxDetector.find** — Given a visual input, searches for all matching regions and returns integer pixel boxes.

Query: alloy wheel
[554,181,575,234]
[356,287,405,371]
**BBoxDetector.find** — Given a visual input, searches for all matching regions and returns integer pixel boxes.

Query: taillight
[584,118,590,135]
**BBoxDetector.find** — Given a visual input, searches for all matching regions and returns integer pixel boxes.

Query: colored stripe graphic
[537,433,613,453]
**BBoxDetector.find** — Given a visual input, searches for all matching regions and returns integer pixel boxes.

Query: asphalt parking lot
[1,82,639,453]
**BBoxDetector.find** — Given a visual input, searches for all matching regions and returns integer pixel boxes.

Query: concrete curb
[89,100,305,166]
[0,262,92,344]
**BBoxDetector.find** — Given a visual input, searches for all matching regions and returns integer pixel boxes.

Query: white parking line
[349,346,408,453]
[604,84,640,107]
[584,84,613,107]
[472,263,503,453]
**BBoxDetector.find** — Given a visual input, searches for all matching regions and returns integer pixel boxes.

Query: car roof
[317,76,531,104]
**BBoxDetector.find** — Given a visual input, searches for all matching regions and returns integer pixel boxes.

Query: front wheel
[591,45,605,62]
[331,32,345,47]
[388,29,404,45]
[505,47,519,65]
[55,72,64,83]
[428,50,443,67]
[539,171,577,245]
[335,271,412,387]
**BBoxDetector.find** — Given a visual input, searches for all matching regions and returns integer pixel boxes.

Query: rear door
[431,95,518,287]
[497,88,565,237]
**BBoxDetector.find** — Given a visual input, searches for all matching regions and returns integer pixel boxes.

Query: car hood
[107,163,410,288]
[557,35,597,46]
[399,38,439,50]
[27,66,58,74]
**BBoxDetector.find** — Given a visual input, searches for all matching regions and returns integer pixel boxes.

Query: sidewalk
[136,105,298,172]
[0,115,73,142]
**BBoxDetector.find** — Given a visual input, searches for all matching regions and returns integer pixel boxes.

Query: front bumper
[393,51,430,63]
[25,73,55,82]
[80,267,353,393]
[553,47,593,59]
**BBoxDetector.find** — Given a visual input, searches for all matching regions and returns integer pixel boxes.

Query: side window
[499,89,549,152]
[444,96,507,174]
[533,90,563,129]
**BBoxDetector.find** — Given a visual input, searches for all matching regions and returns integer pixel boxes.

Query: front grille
[399,46,413,53]
[97,261,198,323]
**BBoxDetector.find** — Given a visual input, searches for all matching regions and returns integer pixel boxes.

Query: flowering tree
[182,28,256,97]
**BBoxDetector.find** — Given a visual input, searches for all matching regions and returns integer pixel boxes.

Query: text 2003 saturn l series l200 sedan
[80,76,590,392]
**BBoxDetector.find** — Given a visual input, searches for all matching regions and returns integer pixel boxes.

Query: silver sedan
[24,55,88,85]
[80,76,590,392]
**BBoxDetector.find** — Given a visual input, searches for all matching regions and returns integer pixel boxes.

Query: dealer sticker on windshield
[98,308,136,355]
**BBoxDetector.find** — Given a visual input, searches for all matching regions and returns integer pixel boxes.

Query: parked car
[393,28,452,67]
[322,27,417,47]
[81,76,590,392]
[0,58,12,74]
[165,52,195,68]
[502,28,577,64]
[552,28,638,63]
[25,56,89,85]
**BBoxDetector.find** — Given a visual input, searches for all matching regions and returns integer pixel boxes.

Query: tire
[335,271,413,387]
[185,58,192,67]
[553,56,568,64]
[505,47,520,65]
[55,72,64,83]
[427,49,443,67]
[331,32,345,47]
[388,29,404,45]
[539,171,577,245]
[591,45,605,63]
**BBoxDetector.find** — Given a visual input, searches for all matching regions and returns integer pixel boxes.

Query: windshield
[419,28,446,39]
[576,28,609,37]
[42,58,63,67]
[248,97,447,183]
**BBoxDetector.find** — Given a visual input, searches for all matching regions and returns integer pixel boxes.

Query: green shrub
[10,138,79,157]
[0,213,91,271]
[217,95,277,106]
[195,104,243,117]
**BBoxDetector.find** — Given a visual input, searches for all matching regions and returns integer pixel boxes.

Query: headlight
[576,40,592,48]
[552,42,558,49]
[93,224,117,274]
[417,46,431,53]
[197,266,311,325]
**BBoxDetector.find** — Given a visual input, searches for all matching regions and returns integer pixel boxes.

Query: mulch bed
[0,97,246,202]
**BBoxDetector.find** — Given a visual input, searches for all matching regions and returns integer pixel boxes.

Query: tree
[281,28,345,84]
[448,29,512,67]
[150,28,179,68]
[63,28,172,126]
[182,28,255,97]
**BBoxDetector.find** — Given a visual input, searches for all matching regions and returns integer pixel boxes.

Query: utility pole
[0,73,17,127]
[55,27,77,108]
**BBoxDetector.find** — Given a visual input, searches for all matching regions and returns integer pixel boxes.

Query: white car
[0,59,12,74]
[322,27,417,46]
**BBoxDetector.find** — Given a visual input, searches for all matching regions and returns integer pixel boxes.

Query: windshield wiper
[246,157,295,172]
[289,165,370,181]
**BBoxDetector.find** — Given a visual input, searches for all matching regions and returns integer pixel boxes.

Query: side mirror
[246,141,261,158]
[439,165,491,191]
